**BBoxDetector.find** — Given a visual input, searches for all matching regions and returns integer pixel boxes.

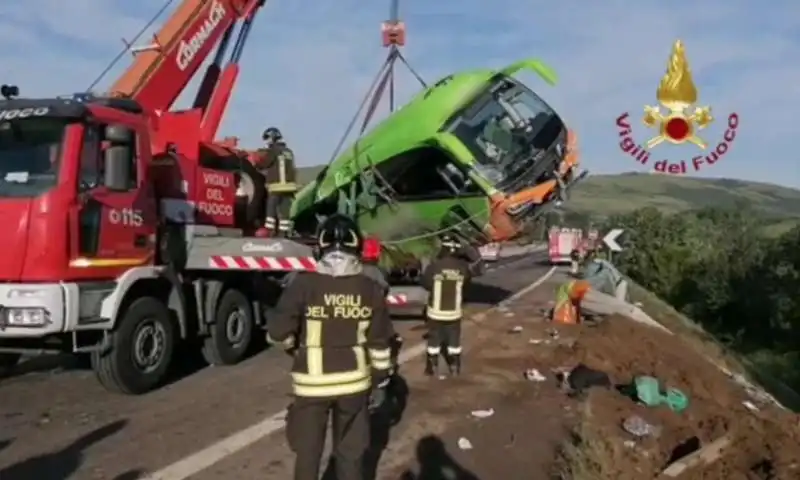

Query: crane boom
[109,0,264,138]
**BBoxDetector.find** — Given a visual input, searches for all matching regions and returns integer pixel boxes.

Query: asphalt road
[0,251,551,480]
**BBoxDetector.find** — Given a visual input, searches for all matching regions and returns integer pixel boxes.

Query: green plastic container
[633,375,689,413]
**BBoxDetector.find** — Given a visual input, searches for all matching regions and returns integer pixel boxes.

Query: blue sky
[2,0,798,187]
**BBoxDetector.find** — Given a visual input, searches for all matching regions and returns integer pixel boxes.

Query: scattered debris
[524,368,547,382]
[623,440,637,449]
[627,375,689,413]
[660,434,732,477]
[471,408,495,419]
[457,437,473,450]
[742,400,759,412]
[528,338,546,345]
[555,364,611,396]
[509,325,523,334]
[622,415,661,438]
[546,328,560,340]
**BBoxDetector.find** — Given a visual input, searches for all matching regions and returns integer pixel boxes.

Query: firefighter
[551,279,591,325]
[421,235,472,377]
[254,127,298,236]
[267,214,395,480]
[569,248,582,276]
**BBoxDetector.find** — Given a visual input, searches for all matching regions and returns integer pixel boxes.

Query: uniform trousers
[265,192,294,233]
[425,319,462,356]
[286,392,370,480]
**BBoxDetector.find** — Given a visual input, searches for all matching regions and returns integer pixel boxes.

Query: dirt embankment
[552,317,800,480]
[380,278,800,480]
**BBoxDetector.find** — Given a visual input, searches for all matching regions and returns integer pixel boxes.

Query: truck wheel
[0,353,21,376]
[91,297,175,395]
[201,289,254,366]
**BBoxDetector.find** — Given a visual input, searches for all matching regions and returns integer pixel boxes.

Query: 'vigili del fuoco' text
[615,112,740,174]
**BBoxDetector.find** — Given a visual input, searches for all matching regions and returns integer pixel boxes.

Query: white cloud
[1,0,798,187]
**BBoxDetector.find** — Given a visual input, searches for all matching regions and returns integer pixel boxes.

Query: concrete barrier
[582,289,672,334]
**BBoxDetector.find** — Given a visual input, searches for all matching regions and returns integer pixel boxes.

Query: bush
[603,206,800,390]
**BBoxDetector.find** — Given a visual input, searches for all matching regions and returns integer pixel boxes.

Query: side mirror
[102,126,134,191]
[104,125,134,143]
[104,145,131,191]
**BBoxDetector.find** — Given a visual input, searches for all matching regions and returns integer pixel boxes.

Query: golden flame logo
[642,40,713,149]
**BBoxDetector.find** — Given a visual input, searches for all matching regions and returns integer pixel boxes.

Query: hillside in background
[297,165,326,184]
[297,167,800,220]
[570,172,800,219]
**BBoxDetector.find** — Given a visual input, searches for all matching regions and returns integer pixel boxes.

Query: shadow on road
[113,470,146,480]
[399,435,481,480]
[0,438,13,454]
[464,282,513,306]
[0,419,128,480]
[0,354,86,382]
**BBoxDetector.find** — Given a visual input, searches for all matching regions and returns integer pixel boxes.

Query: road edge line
[143,266,557,480]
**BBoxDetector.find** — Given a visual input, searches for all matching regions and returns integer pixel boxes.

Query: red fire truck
[0,0,425,394]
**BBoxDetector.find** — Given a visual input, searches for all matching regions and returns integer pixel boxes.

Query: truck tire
[0,353,20,376]
[91,297,175,395]
[201,288,254,366]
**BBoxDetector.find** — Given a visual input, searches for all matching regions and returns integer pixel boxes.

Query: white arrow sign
[603,228,624,252]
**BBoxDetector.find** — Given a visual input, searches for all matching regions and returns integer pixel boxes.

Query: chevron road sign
[603,228,625,252]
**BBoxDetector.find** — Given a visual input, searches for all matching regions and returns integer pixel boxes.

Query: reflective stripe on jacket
[552,280,579,324]
[255,144,298,193]
[267,257,394,398]
[422,255,471,322]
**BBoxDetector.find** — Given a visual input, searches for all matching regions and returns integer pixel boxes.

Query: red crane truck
[0,0,423,395]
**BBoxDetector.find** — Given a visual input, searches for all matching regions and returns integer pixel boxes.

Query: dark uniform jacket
[268,252,395,397]
[422,255,472,321]
[254,142,298,193]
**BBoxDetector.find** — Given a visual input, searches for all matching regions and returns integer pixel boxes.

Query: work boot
[446,354,461,376]
[424,354,438,377]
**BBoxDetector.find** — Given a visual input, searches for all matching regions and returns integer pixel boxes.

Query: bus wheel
[201,289,254,366]
[0,353,21,377]
[92,297,175,395]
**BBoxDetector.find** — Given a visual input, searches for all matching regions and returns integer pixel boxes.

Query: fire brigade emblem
[642,40,713,149]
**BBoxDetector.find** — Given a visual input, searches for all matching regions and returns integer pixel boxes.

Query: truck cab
[0,92,157,304]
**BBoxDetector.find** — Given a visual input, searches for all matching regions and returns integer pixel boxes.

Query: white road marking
[143,265,557,480]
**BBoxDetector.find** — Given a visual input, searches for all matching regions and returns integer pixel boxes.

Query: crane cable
[326,0,426,164]
[86,0,176,92]
[322,0,494,247]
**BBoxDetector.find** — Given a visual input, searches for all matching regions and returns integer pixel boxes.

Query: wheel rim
[132,320,167,373]
[225,308,247,347]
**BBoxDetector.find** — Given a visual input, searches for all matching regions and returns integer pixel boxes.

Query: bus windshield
[445,77,565,191]
[0,117,67,198]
